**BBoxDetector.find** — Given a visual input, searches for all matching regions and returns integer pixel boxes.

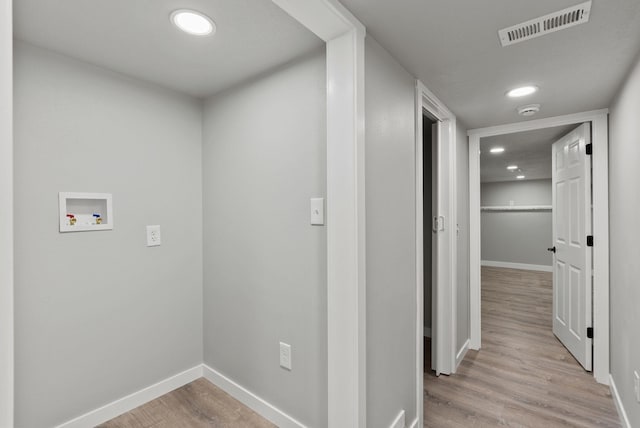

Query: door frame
[467,109,610,385]
[415,80,457,426]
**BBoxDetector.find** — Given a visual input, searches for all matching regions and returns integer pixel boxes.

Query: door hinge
[587,235,594,246]
[586,143,593,155]
[587,327,593,339]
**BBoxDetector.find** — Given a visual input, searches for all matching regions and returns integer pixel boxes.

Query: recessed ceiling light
[516,175,525,179]
[507,85,538,98]
[490,147,505,154]
[171,9,215,36]
[507,165,518,170]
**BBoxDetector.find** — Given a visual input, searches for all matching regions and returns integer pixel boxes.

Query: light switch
[310,198,324,225]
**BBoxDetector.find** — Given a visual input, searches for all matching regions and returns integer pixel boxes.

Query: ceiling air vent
[498,1,592,47]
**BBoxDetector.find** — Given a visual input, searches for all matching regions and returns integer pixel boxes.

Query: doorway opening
[478,122,593,371]
[468,110,610,385]
[414,80,458,426]
[423,113,437,375]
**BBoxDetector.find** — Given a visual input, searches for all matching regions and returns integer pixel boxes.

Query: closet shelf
[481,205,552,212]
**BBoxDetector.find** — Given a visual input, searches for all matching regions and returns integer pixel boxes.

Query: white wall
[13,42,204,428]
[364,37,417,427]
[0,1,13,426]
[456,123,470,354]
[481,179,552,267]
[201,50,327,427]
[609,52,640,428]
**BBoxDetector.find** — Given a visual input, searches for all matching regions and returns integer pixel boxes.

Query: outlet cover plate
[279,342,292,370]
[146,225,161,247]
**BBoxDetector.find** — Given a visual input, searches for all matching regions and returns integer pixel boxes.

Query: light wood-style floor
[424,266,620,427]
[98,378,275,428]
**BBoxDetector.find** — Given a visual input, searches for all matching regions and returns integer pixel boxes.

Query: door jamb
[415,80,458,427]
[467,109,610,385]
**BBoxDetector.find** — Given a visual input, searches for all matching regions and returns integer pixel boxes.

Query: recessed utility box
[59,192,113,232]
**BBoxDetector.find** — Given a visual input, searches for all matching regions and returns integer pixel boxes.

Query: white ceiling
[13,1,640,129]
[13,0,323,98]
[480,124,577,183]
[340,0,640,128]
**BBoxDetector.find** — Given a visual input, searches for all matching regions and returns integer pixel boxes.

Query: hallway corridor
[424,267,620,427]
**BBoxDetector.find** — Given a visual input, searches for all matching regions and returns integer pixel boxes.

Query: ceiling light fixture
[490,147,505,154]
[507,85,538,98]
[507,165,518,170]
[171,9,216,36]
[517,175,525,179]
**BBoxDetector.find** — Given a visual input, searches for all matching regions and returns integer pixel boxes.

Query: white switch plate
[634,370,640,403]
[146,225,161,247]
[310,198,324,225]
[279,342,292,371]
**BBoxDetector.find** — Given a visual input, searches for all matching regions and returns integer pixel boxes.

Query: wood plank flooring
[98,378,275,428]
[424,267,620,427]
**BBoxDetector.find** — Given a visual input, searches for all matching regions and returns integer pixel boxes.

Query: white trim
[415,80,457,428]
[0,0,13,425]
[469,136,481,351]
[481,260,552,272]
[202,365,307,428]
[55,365,310,428]
[272,0,364,41]
[467,109,609,138]
[389,409,405,428]
[455,339,470,368]
[326,28,367,428]
[591,114,610,385]
[468,110,610,383]
[423,327,432,338]
[609,375,632,428]
[55,366,202,428]
[272,2,367,426]
[414,80,425,428]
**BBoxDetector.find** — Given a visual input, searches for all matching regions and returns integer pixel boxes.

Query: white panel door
[551,123,592,371]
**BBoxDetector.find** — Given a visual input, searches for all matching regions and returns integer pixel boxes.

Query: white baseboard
[609,374,632,428]
[481,260,552,272]
[202,364,307,428]
[423,327,431,338]
[456,339,470,369]
[56,365,307,428]
[389,409,405,428]
[55,365,202,428]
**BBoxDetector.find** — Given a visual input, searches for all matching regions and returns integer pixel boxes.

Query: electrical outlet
[634,370,640,403]
[279,342,292,371]
[146,225,161,247]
